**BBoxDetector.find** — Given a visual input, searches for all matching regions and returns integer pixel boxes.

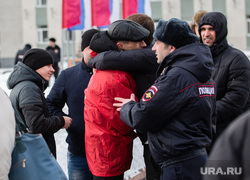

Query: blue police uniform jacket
[120,43,217,167]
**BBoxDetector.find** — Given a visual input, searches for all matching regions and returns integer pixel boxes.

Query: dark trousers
[93,174,124,180]
[53,62,59,79]
[144,144,161,180]
[161,155,208,180]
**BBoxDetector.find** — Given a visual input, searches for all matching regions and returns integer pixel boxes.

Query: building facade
[0,0,249,68]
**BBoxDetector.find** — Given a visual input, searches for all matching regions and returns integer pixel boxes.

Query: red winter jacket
[84,69,137,177]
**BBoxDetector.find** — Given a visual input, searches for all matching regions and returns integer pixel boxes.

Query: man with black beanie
[7,48,72,158]
[113,18,216,180]
[46,29,99,180]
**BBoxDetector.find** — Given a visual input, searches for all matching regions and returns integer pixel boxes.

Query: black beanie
[81,29,100,51]
[22,48,54,70]
[153,18,198,48]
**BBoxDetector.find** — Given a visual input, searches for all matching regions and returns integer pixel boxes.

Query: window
[151,0,162,22]
[36,0,47,7]
[247,18,250,37]
[181,0,194,21]
[37,27,48,43]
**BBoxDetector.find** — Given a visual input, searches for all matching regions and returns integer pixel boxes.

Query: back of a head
[193,10,207,25]
[49,38,56,42]
[81,28,100,51]
[153,18,197,49]
[107,19,150,42]
[126,13,154,45]
[25,44,32,49]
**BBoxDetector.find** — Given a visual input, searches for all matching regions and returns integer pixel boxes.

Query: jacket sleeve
[217,53,250,122]
[19,85,64,134]
[88,46,158,73]
[46,70,67,117]
[120,73,185,133]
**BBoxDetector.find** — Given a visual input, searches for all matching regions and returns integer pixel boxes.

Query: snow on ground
[0,68,145,179]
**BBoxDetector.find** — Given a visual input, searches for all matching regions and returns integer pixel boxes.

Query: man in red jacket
[84,19,149,180]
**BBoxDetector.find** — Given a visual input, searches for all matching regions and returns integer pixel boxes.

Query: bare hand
[113,93,136,111]
[63,116,72,129]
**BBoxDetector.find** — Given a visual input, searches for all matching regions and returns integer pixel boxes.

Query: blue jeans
[161,155,208,180]
[67,151,93,180]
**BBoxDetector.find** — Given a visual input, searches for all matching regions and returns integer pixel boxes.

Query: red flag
[62,0,81,29]
[91,0,110,27]
[122,0,138,19]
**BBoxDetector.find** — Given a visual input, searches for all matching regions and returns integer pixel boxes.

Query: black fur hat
[153,18,197,48]
[22,48,54,70]
[107,19,150,41]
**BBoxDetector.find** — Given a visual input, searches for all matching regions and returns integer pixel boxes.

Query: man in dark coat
[46,38,61,79]
[88,14,161,180]
[7,48,72,158]
[113,18,216,180]
[199,12,250,151]
[14,44,32,64]
[46,29,99,180]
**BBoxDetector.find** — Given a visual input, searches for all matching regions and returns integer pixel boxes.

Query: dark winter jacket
[47,61,92,156]
[120,43,217,167]
[46,45,61,63]
[199,12,250,142]
[14,44,31,64]
[204,110,250,180]
[7,62,65,158]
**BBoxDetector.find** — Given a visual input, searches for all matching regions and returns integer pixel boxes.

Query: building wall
[0,0,249,68]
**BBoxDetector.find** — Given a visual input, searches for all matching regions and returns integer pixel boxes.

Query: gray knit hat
[153,18,197,48]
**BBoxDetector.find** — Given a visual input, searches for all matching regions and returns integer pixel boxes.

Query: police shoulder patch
[198,85,215,97]
[142,85,158,102]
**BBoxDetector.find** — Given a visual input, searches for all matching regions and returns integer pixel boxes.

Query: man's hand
[63,116,72,129]
[113,93,136,111]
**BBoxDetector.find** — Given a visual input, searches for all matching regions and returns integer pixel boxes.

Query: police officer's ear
[170,45,176,53]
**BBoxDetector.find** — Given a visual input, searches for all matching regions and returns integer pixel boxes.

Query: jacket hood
[7,62,48,91]
[198,12,229,57]
[157,43,214,83]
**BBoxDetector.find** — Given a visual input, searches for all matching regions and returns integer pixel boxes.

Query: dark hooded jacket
[199,12,250,143]
[120,43,217,167]
[7,62,65,158]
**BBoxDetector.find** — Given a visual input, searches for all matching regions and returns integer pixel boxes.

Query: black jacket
[46,45,61,63]
[204,110,250,180]
[47,61,92,156]
[14,45,31,64]
[120,43,216,166]
[88,44,159,143]
[7,62,65,158]
[199,12,250,141]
